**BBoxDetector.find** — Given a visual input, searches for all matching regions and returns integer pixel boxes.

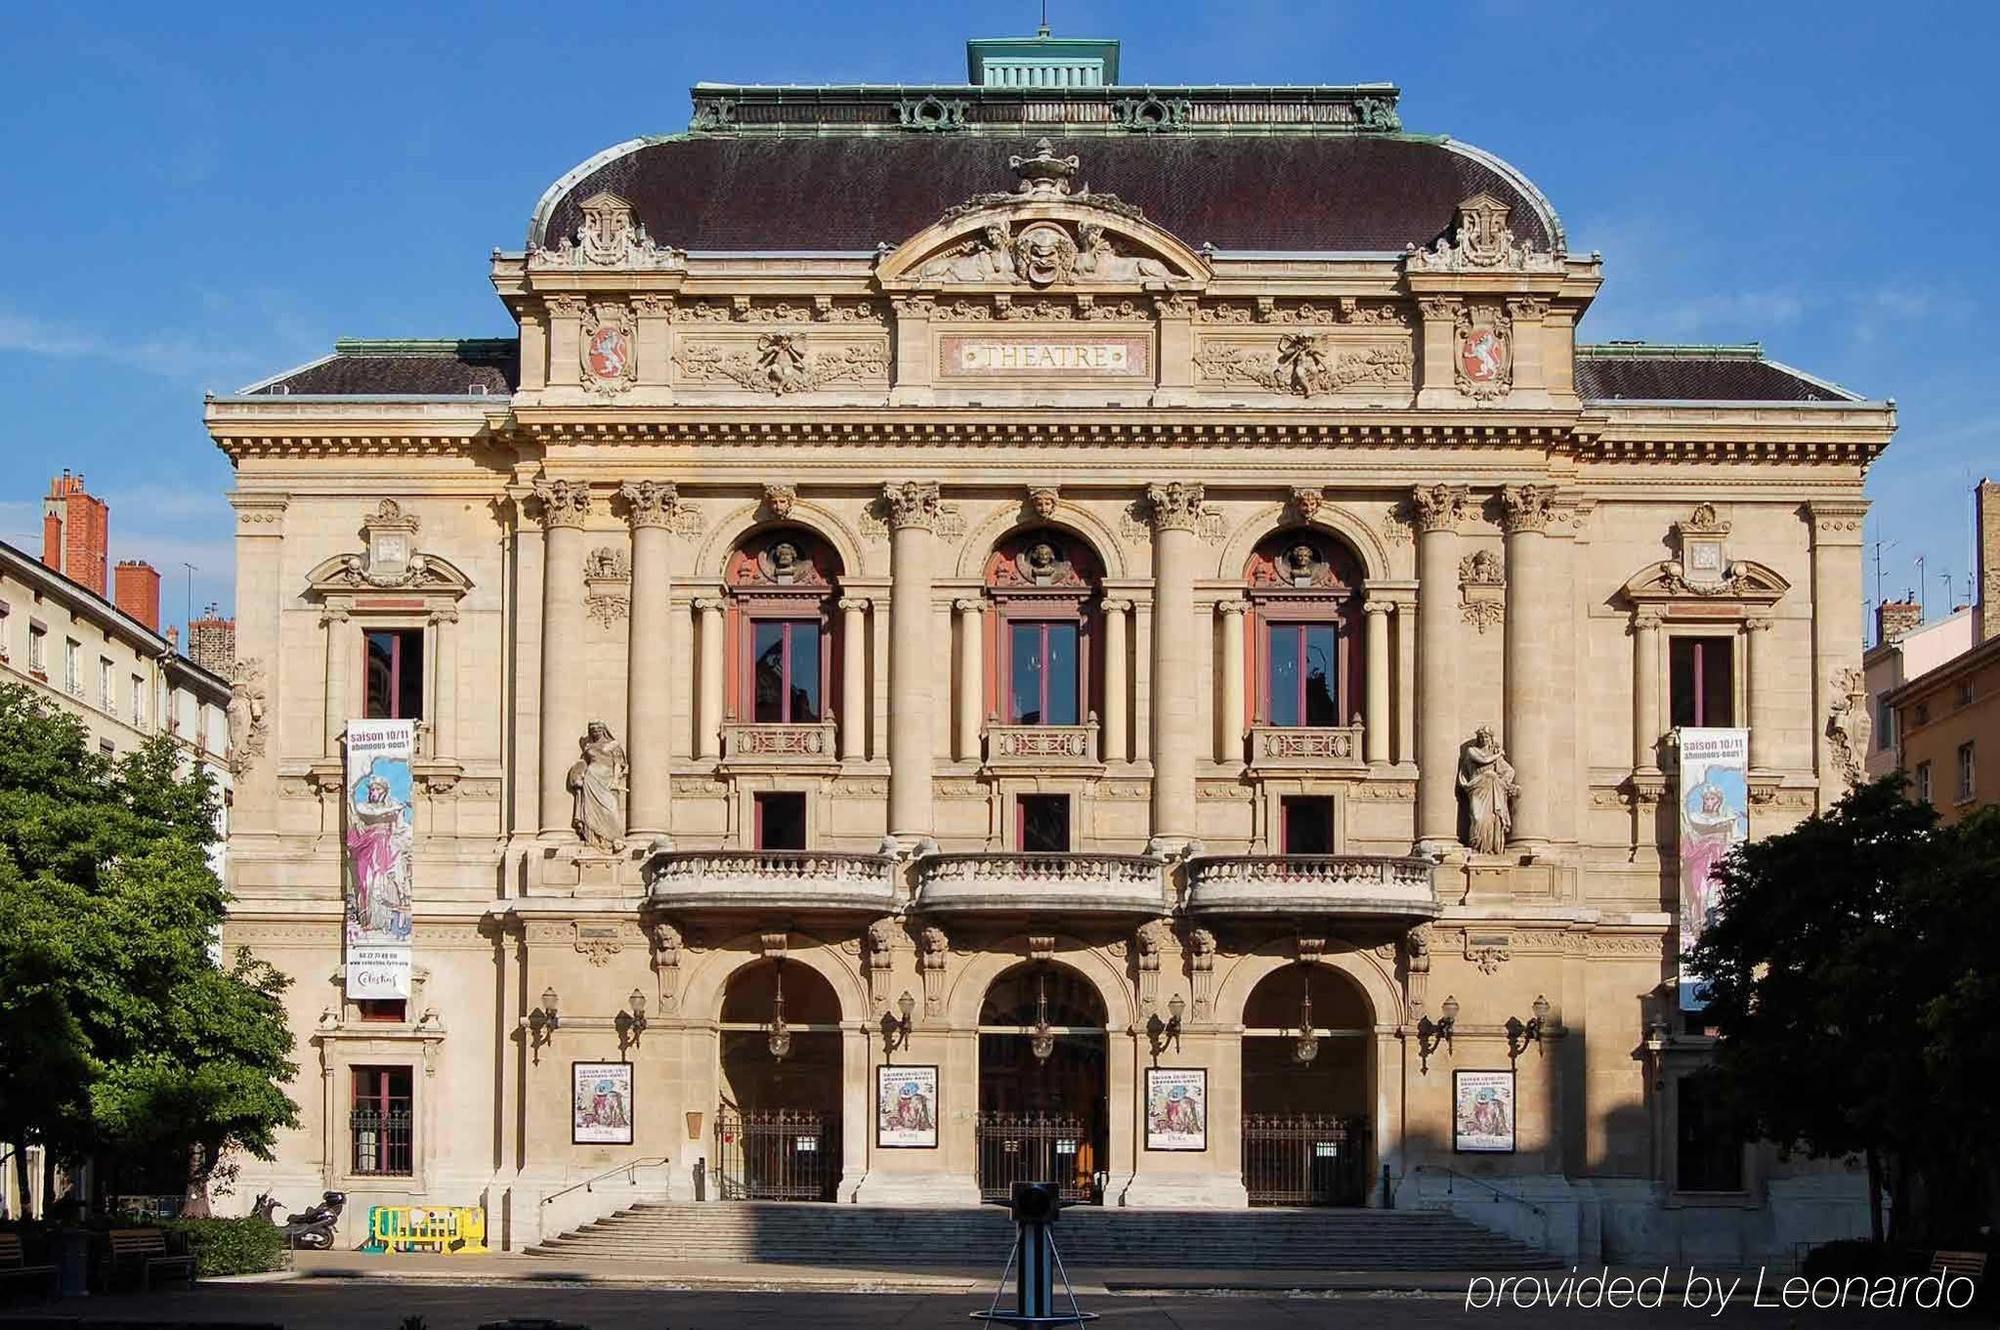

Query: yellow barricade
[366,1204,488,1254]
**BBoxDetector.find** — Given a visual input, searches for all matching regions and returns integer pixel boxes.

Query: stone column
[839,598,868,762]
[954,597,985,762]
[1133,600,1153,765]
[1745,614,1776,774]
[621,481,677,840]
[429,606,459,759]
[884,482,941,840]
[1101,598,1131,764]
[227,493,287,838]
[534,479,593,838]
[1363,597,1392,766]
[1394,598,1415,765]
[694,597,726,761]
[1412,484,1469,851]
[1147,483,1204,843]
[1808,500,1869,800]
[1215,599,1246,764]
[321,605,350,757]
[1500,483,1555,849]
[1632,609,1662,774]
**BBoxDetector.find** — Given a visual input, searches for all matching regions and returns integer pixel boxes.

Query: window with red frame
[755,791,807,850]
[353,999,406,1023]
[1669,636,1734,728]
[1280,796,1335,854]
[350,1065,413,1176]
[1264,622,1342,727]
[365,629,424,720]
[752,620,822,723]
[1007,621,1080,725]
[1016,794,1070,852]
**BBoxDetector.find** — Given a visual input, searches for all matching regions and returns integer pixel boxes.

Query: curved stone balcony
[912,851,1167,917]
[646,849,898,915]
[1183,854,1437,921]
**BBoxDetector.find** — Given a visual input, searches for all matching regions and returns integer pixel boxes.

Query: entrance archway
[1240,964,1373,1206]
[976,961,1108,1204]
[717,958,842,1201]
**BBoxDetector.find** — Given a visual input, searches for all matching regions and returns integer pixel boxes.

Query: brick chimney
[1877,598,1923,645]
[186,603,236,675]
[114,561,161,632]
[1978,478,2000,645]
[40,471,109,595]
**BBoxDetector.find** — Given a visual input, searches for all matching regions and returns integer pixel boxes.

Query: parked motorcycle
[251,1191,347,1249]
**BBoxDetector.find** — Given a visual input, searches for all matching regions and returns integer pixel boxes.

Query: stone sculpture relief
[674,332,888,394]
[1405,193,1563,274]
[226,658,268,775]
[1193,335,1413,397]
[567,720,628,851]
[1458,724,1518,854]
[1825,666,1871,789]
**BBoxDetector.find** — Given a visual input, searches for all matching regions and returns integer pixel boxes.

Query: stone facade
[207,62,1894,1266]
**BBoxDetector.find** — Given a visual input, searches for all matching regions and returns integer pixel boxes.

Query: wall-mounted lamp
[1147,993,1186,1057]
[527,986,560,1063]
[767,959,792,1061]
[1030,969,1055,1063]
[616,988,649,1053]
[882,990,917,1054]
[1416,994,1459,1074]
[1505,995,1552,1062]
[1293,979,1318,1065]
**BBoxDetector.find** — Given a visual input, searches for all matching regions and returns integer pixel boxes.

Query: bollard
[693,1158,706,1202]
[1381,1164,1394,1209]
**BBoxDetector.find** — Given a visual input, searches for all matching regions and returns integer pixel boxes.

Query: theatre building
[209,34,1895,1265]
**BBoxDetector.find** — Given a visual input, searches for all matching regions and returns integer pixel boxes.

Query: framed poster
[1144,1068,1207,1151]
[1453,1069,1516,1154]
[572,1062,635,1145]
[876,1065,939,1148]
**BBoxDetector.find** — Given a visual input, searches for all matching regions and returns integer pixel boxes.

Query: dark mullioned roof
[246,339,517,396]
[537,134,1556,256]
[1574,344,1854,403]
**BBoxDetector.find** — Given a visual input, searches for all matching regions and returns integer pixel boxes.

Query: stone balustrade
[984,719,1100,767]
[1184,853,1437,920]
[645,848,898,913]
[912,850,1167,917]
[721,720,840,765]
[1246,723,1367,773]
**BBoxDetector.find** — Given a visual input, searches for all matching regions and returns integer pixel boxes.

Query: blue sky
[2,1,1992,639]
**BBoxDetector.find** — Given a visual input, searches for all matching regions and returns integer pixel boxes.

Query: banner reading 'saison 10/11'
[344,719,415,999]
[1677,727,1749,1012]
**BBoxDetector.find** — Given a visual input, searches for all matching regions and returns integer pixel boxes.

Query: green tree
[0,681,298,1214]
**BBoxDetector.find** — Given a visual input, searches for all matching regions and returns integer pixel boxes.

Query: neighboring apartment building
[1889,479,2000,821]
[1863,602,1972,780]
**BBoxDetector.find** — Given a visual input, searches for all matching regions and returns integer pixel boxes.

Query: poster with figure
[1144,1068,1207,1151]
[1453,1070,1516,1153]
[572,1062,635,1144]
[1677,727,1750,1011]
[876,1065,939,1148]
[343,719,416,998]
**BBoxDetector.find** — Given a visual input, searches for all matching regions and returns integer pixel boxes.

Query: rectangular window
[353,999,406,1023]
[28,624,46,673]
[1958,679,1976,708]
[1017,794,1070,852]
[1007,620,1080,725]
[99,739,115,758]
[1959,742,1977,803]
[364,628,425,720]
[1281,796,1335,854]
[0,599,9,661]
[1915,760,1933,805]
[1675,1074,1744,1192]
[99,657,114,713]
[1876,694,1894,750]
[350,1065,413,1176]
[752,620,822,724]
[65,638,82,695]
[1669,636,1735,729]
[1265,622,1340,727]
[754,791,807,850]
[131,674,147,727]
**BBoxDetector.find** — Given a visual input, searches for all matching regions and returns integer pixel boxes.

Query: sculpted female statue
[1457,724,1519,854]
[568,720,628,851]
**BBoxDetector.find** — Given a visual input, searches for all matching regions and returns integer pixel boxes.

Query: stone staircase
[529,1201,1560,1271]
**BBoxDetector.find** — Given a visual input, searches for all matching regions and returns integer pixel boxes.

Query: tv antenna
[180,563,198,644]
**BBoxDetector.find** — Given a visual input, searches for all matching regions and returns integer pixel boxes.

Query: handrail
[1409,1163,1546,1217]
[540,1155,671,1206]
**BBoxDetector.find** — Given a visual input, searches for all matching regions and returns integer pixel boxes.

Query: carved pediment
[1621,558,1789,605]
[304,501,472,600]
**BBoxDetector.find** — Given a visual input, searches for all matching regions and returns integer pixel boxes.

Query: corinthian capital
[1145,482,1206,533]
[881,481,942,531]
[531,478,594,530]
[1498,483,1555,534]
[619,479,681,529]
[1409,483,1469,535]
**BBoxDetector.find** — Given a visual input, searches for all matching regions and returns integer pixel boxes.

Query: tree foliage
[1686,775,2000,1242]
[0,681,298,1212]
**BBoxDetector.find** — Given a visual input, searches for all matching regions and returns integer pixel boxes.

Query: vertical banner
[875,1065,940,1148]
[344,719,416,998]
[1677,726,1750,1011]
[572,1062,635,1144]
[1453,1070,1516,1153]
[1144,1068,1207,1151]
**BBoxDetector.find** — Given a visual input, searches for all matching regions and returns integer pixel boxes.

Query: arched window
[1245,531,1365,729]
[984,530,1103,726]
[725,529,841,726]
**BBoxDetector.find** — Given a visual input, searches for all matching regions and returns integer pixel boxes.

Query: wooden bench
[0,1233,59,1300]
[106,1228,194,1291]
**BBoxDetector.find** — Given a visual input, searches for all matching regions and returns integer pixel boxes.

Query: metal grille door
[714,1106,838,1202]
[1242,1114,1369,1206]
[975,1111,1096,1204]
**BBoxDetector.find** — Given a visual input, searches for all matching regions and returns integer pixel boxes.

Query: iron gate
[1242,1114,1369,1206]
[714,1106,838,1202]
[975,1111,1098,1204]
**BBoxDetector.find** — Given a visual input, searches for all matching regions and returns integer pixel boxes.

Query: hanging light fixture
[1030,968,1056,1063]
[767,958,792,1061]
[1293,971,1319,1065]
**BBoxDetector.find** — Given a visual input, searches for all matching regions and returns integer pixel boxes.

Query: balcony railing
[1246,723,1367,773]
[1184,854,1436,919]
[646,849,898,913]
[721,720,839,764]
[985,719,1100,767]
[913,851,1166,916]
